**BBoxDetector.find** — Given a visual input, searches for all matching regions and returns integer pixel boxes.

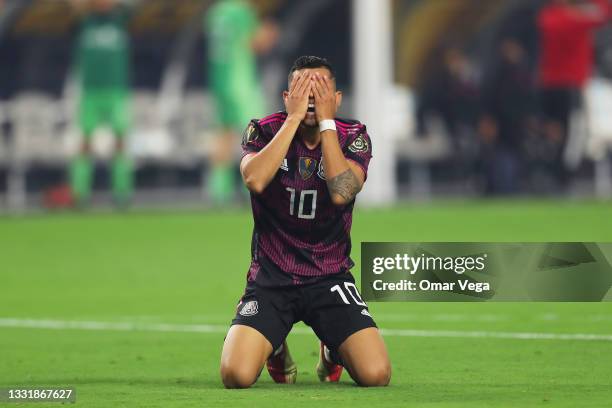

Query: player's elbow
[240,156,267,194]
[243,175,266,195]
[330,193,353,206]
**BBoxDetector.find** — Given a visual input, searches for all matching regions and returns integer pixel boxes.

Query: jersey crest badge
[299,157,317,180]
[348,134,369,153]
[239,300,259,316]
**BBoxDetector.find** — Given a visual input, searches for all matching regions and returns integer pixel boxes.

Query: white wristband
[319,119,337,133]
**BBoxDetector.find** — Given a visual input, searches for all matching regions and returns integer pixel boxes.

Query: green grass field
[2,201,612,407]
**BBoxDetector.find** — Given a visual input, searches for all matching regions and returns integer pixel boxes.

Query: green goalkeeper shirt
[205,0,259,99]
[76,7,130,91]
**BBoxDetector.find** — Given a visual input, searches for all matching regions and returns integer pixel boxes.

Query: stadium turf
[1,201,612,407]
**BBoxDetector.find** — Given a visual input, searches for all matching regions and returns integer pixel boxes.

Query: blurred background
[1,0,612,212]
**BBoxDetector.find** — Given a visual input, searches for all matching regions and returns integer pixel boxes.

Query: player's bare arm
[327,169,363,204]
[313,73,365,205]
[240,73,311,193]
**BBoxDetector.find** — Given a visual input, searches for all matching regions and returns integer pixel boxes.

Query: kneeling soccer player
[220,56,391,388]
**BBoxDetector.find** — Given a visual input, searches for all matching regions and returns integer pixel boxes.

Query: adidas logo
[361,309,371,318]
[239,300,259,316]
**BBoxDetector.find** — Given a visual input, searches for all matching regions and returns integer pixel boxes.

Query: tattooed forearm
[327,168,362,203]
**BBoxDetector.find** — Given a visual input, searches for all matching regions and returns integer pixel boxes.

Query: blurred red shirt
[538,0,611,88]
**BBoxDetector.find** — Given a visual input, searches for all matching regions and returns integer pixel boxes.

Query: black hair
[288,56,335,85]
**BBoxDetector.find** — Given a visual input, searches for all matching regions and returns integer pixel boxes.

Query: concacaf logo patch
[242,123,258,145]
[299,157,317,180]
[348,134,369,153]
[239,300,259,316]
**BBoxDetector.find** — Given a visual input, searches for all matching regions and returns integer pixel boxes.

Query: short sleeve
[343,129,373,178]
[241,121,266,157]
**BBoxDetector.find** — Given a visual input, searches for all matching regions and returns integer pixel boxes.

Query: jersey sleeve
[241,121,266,157]
[343,128,373,179]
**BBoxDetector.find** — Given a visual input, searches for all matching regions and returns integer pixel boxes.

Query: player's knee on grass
[351,360,391,387]
[220,361,260,389]
[220,325,273,389]
[338,328,391,387]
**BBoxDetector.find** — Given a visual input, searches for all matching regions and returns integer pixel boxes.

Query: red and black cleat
[266,342,297,384]
[316,342,343,382]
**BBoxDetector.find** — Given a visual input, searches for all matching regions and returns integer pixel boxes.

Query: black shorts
[231,272,377,352]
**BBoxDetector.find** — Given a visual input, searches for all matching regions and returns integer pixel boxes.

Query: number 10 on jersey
[286,188,317,219]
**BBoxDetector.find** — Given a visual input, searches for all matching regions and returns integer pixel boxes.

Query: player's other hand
[312,73,337,122]
[284,72,311,122]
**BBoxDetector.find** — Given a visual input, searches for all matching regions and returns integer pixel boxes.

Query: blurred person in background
[205,0,278,205]
[415,46,479,142]
[537,0,612,188]
[70,0,133,207]
[479,38,537,195]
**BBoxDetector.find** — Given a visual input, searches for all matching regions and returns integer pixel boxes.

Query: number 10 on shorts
[331,282,367,306]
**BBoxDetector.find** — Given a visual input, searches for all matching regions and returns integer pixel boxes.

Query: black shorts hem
[325,320,378,353]
[230,319,284,352]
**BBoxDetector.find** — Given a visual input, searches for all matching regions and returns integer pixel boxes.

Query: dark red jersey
[241,112,372,287]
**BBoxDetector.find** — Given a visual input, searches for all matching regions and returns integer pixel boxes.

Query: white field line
[107,313,512,323]
[1,318,612,342]
[93,313,612,324]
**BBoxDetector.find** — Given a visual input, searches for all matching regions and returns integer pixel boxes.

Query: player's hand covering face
[283,72,312,123]
[312,73,338,123]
